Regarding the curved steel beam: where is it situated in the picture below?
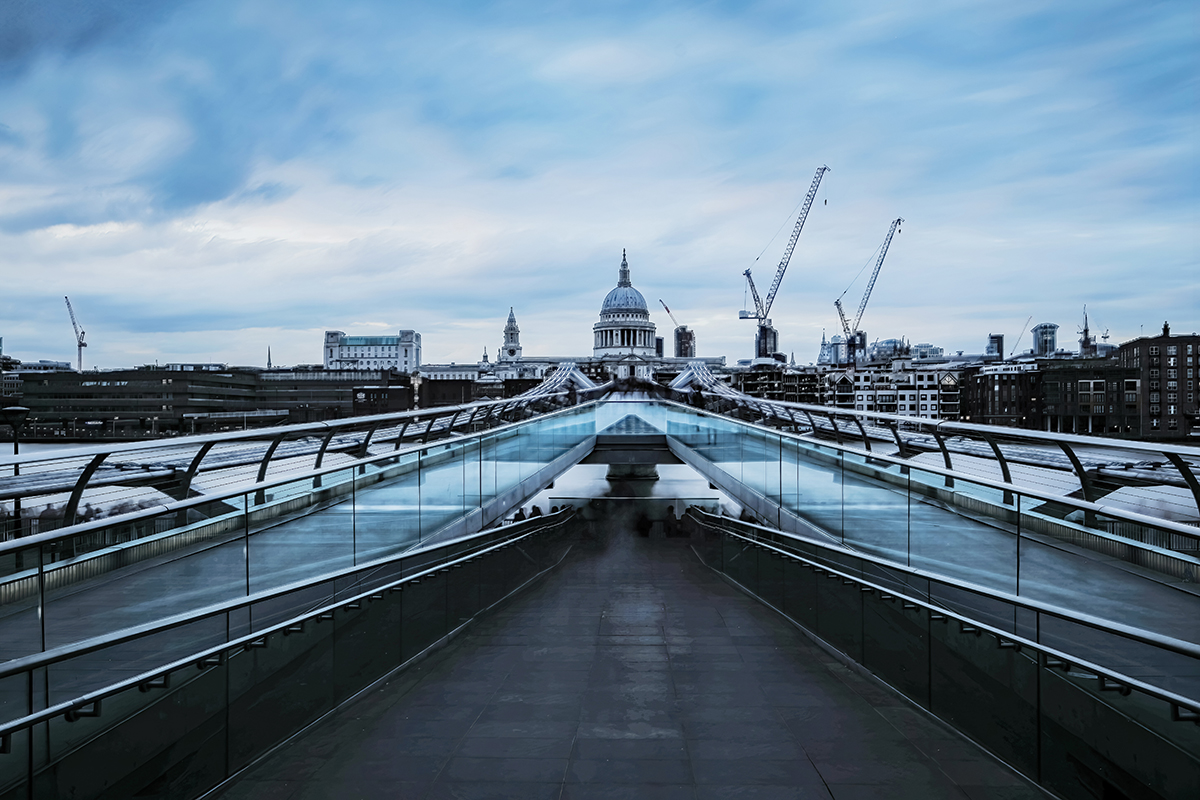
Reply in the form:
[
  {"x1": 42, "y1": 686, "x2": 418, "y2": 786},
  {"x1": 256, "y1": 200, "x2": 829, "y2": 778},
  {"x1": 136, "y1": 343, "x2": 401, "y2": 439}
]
[
  {"x1": 420, "y1": 415, "x2": 439, "y2": 444},
  {"x1": 931, "y1": 429, "x2": 955, "y2": 488},
  {"x1": 1056, "y1": 441, "x2": 1097, "y2": 505},
  {"x1": 353, "y1": 421, "x2": 384, "y2": 474},
  {"x1": 1056, "y1": 440, "x2": 1100, "y2": 529},
  {"x1": 849, "y1": 415, "x2": 871, "y2": 452},
  {"x1": 63, "y1": 453, "x2": 112, "y2": 527},
  {"x1": 824, "y1": 412, "x2": 843, "y2": 445},
  {"x1": 179, "y1": 441, "x2": 217, "y2": 500},
  {"x1": 392, "y1": 420, "x2": 412, "y2": 451},
  {"x1": 884, "y1": 420, "x2": 910, "y2": 475},
  {"x1": 175, "y1": 441, "x2": 217, "y2": 524},
  {"x1": 1163, "y1": 453, "x2": 1200, "y2": 519},
  {"x1": 253, "y1": 433, "x2": 288, "y2": 505},
  {"x1": 979, "y1": 433, "x2": 1015, "y2": 505},
  {"x1": 311, "y1": 428, "x2": 339, "y2": 488},
  {"x1": 356, "y1": 422, "x2": 383, "y2": 460},
  {"x1": 885, "y1": 420, "x2": 906, "y2": 458}
]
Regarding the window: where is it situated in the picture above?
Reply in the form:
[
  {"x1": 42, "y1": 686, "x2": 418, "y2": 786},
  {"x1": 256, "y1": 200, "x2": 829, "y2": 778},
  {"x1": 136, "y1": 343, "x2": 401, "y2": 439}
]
[
  {"x1": 1167, "y1": 393, "x2": 1177, "y2": 403},
  {"x1": 1149, "y1": 346, "x2": 1160, "y2": 356},
  {"x1": 1167, "y1": 346, "x2": 1177, "y2": 356},
  {"x1": 920, "y1": 404, "x2": 928, "y2": 411}
]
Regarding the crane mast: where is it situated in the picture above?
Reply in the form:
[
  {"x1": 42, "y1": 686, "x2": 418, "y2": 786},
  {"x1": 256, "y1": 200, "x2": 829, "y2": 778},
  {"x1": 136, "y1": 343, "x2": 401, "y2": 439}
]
[
  {"x1": 64, "y1": 296, "x2": 87, "y2": 372},
  {"x1": 834, "y1": 298, "x2": 852, "y2": 341}
]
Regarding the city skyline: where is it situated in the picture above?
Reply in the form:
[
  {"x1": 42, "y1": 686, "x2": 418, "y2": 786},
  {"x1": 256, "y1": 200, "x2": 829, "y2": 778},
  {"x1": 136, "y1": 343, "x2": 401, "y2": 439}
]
[{"x1": 1, "y1": 1, "x2": 1196, "y2": 369}]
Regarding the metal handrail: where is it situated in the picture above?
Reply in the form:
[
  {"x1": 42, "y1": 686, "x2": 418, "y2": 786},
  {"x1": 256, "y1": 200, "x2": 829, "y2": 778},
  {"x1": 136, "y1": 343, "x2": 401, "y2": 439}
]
[
  {"x1": 655, "y1": 399, "x2": 1200, "y2": 542},
  {"x1": 0, "y1": 508, "x2": 573, "y2": 682},
  {"x1": 670, "y1": 372, "x2": 1199, "y2": 459},
  {"x1": 696, "y1": 509, "x2": 1200, "y2": 659},
  {"x1": 0, "y1": 399, "x2": 600, "y2": 557},
  {"x1": 0, "y1": 394, "x2": 561, "y2": 469},
  {"x1": 696, "y1": 510, "x2": 1200, "y2": 714},
  {"x1": 0, "y1": 510, "x2": 575, "y2": 744}
]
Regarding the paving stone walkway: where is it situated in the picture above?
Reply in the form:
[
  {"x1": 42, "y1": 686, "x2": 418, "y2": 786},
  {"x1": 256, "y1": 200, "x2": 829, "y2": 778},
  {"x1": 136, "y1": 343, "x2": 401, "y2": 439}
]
[{"x1": 214, "y1": 527, "x2": 1050, "y2": 799}]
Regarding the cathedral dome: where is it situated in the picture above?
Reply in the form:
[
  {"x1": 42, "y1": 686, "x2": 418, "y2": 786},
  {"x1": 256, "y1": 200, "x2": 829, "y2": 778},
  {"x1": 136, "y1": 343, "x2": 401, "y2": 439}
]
[
  {"x1": 601, "y1": 285, "x2": 648, "y2": 314},
  {"x1": 599, "y1": 250, "x2": 648, "y2": 315}
]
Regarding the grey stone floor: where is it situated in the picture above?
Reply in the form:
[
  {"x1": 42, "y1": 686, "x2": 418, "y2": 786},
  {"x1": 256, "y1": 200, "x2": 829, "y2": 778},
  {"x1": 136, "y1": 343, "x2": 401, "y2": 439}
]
[{"x1": 213, "y1": 528, "x2": 1050, "y2": 800}]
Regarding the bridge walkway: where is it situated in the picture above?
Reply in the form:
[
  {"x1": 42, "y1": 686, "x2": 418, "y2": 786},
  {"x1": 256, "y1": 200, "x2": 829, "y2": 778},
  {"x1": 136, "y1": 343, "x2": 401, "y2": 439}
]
[{"x1": 214, "y1": 526, "x2": 1049, "y2": 800}]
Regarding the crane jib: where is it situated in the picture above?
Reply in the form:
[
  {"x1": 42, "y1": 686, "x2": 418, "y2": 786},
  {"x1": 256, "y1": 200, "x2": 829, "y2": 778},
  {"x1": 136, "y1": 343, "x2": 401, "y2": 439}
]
[
  {"x1": 760, "y1": 165, "x2": 829, "y2": 320},
  {"x1": 852, "y1": 217, "x2": 903, "y2": 332}
]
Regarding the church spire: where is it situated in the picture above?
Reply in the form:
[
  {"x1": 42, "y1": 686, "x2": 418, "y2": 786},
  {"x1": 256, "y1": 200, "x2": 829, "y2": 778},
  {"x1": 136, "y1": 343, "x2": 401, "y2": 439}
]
[
  {"x1": 500, "y1": 307, "x2": 522, "y2": 361},
  {"x1": 618, "y1": 249, "x2": 631, "y2": 287}
]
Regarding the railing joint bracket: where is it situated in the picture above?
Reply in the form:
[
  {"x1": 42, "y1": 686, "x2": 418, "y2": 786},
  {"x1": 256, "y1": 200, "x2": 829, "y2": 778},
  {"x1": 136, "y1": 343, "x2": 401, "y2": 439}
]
[
  {"x1": 138, "y1": 674, "x2": 170, "y2": 692},
  {"x1": 64, "y1": 700, "x2": 102, "y2": 723},
  {"x1": 197, "y1": 652, "x2": 225, "y2": 670},
  {"x1": 1171, "y1": 704, "x2": 1200, "y2": 724}
]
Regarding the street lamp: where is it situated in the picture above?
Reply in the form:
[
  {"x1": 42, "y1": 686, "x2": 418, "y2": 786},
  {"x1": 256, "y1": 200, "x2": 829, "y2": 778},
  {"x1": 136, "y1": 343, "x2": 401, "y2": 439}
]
[{"x1": 1, "y1": 406, "x2": 30, "y2": 539}]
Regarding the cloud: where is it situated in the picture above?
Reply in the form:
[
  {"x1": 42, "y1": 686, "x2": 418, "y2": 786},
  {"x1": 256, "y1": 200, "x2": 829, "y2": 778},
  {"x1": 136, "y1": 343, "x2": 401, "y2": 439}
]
[{"x1": 0, "y1": 0, "x2": 1195, "y2": 370}]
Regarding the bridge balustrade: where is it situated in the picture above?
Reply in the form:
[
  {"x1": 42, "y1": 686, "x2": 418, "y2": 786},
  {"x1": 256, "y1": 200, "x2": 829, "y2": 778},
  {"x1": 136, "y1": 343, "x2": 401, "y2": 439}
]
[
  {"x1": 0, "y1": 394, "x2": 1197, "y2": 799},
  {"x1": 0, "y1": 402, "x2": 598, "y2": 667},
  {"x1": 0, "y1": 512, "x2": 575, "y2": 800},
  {"x1": 688, "y1": 510, "x2": 1200, "y2": 800}
]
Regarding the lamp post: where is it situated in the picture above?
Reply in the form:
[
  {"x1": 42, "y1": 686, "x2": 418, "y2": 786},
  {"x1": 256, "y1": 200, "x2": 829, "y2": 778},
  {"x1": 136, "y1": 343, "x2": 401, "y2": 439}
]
[{"x1": 1, "y1": 406, "x2": 30, "y2": 539}]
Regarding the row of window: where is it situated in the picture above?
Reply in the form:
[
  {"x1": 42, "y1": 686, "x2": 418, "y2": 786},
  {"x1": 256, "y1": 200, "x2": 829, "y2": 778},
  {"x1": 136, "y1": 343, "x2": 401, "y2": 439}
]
[{"x1": 1149, "y1": 345, "x2": 1195, "y2": 356}]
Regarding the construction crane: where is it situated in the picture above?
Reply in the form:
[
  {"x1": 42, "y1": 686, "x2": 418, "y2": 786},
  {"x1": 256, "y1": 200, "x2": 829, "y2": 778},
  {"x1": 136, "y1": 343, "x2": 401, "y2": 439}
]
[
  {"x1": 834, "y1": 217, "x2": 903, "y2": 365},
  {"x1": 65, "y1": 296, "x2": 87, "y2": 372},
  {"x1": 659, "y1": 299, "x2": 696, "y2": 358},
  {"x1": 741, "y1": 165, "x2": 830, "y2": 359},
  {"x1": 659, "y1": 299, "x2": 681, "y2": 329},
  {"x1": 1010, "y1": 315, "x2": 1034, "y2": 355}
]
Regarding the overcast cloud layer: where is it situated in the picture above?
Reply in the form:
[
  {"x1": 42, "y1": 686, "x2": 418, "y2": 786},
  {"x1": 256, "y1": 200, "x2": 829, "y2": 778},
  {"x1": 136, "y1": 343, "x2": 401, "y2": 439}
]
[{"x1": 1, "y1": 0, "x2": 1196, "y2": 369}]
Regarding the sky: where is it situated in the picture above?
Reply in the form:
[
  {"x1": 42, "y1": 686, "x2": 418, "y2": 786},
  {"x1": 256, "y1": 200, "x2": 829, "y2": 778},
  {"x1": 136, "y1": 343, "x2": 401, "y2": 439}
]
[{"x1": 0, "y1": 0, "x2": 1196, "y2": 370}]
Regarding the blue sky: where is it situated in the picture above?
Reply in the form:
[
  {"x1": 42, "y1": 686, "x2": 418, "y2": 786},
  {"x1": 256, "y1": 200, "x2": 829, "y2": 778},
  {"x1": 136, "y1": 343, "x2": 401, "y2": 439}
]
[{"x1": 1, "y1": 0, "x2": 1196, "y2": 369}]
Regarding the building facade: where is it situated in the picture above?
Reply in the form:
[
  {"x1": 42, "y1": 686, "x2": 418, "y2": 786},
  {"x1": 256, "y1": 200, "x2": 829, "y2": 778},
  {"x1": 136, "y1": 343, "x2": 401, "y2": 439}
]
[
  {"x1": 1117, "y1": 322, "x2": 1199, "y2": 439},
  {"x1": 324, "y1": 330, "x2": 421, "y2": 372}
]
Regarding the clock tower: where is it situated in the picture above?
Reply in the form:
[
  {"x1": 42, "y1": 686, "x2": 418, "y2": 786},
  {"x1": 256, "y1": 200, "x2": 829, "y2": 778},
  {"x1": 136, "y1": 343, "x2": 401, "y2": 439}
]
[{"x1": 499, "y1": 307, "x2": 523, "y2": 361}]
